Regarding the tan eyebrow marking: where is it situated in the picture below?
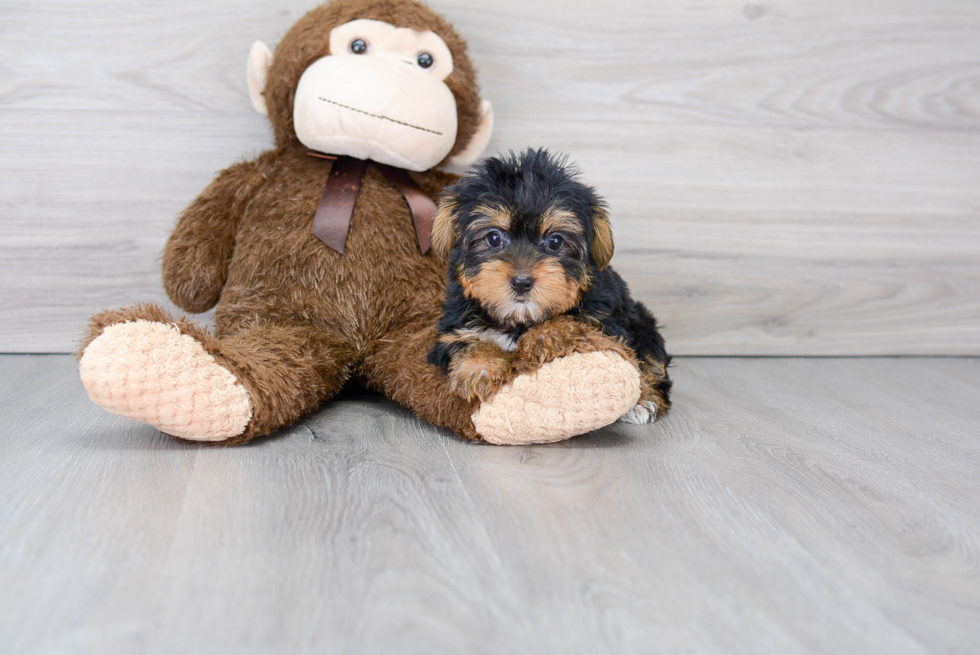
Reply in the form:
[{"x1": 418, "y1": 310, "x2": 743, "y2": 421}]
[
  {"x1": 469, "y1": 204, "x2": 512, "y2": 232},
  {"x1": 540, "y1": 206, "x2": 582, "y2": 236}
]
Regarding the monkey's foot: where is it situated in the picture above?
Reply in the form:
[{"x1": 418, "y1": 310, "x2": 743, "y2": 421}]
[
  {"x1": 79, "y1": 320, "x2": 253, "y2": 441},
  {"x1": 471, "y1": 351, "x2": 641, "y2": 445}
]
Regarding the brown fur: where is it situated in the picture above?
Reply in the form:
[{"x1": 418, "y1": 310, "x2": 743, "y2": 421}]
[
  {"x1": 511, "y1": 315, "x2": 637, "y2": 377},
  {"x1": 263, "y1": 0, "x2": 482, "y2": 162},
  {"x1": 590, "y1": 205, "x2": 614, "y2": 270},
  {"x1": 459, "y1": 260, "x2": 514, "y2": 321},
  {"x1": 638, "y1": 355, "x2": 670, "y2": 417},
  {"x1": 540, "y1": 207, "x2": 582, "y2": 237},
  {"x1": 457, "y1": 247, "x2": 586, "y2": 328},
  {"x1": 470, "y1": 204, "x2": 512, "y2": 231},
  {"x1": 430, "y1": 194, "x2": 459, "y2": 259},
  {"x1": 81, "y1": 0, "x2": 489, "y2": 443},
  {"x1": 447, "y1": 340, "x2": 513, "y2": 401},
  {"x1": 526, "y1": 259, "x2": 586, "y2": 317},
  {"x1": 440, "y1": 315, "x2": 638, "y2": 403}
]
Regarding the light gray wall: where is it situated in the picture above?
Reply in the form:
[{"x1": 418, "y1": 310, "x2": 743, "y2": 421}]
[{"x1": 2, "y1": 0, "x2": 978, "y2": 354}]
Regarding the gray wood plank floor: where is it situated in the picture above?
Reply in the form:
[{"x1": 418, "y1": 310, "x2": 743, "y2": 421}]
[{"x1": 1, "y1": 355, "x2": 978, "y2": 654}]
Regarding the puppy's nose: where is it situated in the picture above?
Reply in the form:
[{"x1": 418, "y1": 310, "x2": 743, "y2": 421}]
[{"x1": 510, "y1": 275, "x2": 534, "y2": 294}]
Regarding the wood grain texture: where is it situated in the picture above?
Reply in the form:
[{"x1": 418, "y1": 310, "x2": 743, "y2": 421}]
[
  {"x1": 1, "y1": 355, "x2": 978, "y2": 653},
  {"x1": 1, "y1": 0, "x2": 979, "y2": 354}
]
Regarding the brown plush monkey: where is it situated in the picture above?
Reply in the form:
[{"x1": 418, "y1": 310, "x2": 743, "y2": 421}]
[{"x1": 78, "y1": 0, "x2": 643, "y2": 445}]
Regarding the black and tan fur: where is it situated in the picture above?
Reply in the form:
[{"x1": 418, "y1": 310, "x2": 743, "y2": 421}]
[{"x1": 427, "y1": 149, "x2": 672, "y2": 422}]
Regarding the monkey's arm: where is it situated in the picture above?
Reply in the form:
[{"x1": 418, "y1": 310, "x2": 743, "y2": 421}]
[{"x1": 162, "y1": 152, "x2": 277, "y2": 313}]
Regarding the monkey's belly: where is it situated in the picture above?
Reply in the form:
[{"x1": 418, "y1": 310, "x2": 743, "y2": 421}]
[
  {"x1": 214, "y1": 221, "x2": 444, "y2": 342},
  {"x1": 213, "y1": 156, "x2": 447, "y2": 341}
]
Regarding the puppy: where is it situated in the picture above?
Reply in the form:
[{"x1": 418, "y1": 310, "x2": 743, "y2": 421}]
[{"x1": 426, "y1": 149, "x2": 671, "y2": 424}]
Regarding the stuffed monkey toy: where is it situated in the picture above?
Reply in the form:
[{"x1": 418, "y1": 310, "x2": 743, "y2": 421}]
[{"x1": 78, "y1": 0, "x2": 643, "y2": 446}]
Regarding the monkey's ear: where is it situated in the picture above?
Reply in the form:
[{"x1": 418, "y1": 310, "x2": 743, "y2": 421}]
[
  {"x1": 247, "y1": 41, "x2": 273, "y2": 116},
  {"x1": 446, "y1": 100, "x2": 494, "y2": 168},
  {"x1": 590, "y1": 206, "x2": 614, "y2": 270},
  {"x1": 431, "y1": 194, "x2": 462, "y2": 259}
]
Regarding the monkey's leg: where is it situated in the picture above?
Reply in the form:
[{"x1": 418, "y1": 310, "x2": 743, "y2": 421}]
[
  {"x1": 362, "y1": 318, "x2": 483, "y2": 440},
  {"x1": 366, "y1": 315, "x2": 643, "y2": 445},
  {"x1": 78, "y1": 304, "x2": 355, "y2": 444}
]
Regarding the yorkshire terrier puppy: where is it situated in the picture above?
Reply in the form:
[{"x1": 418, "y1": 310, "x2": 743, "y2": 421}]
[{"x1": 427, "y1": 149, "x2": 671, "y2": 424}]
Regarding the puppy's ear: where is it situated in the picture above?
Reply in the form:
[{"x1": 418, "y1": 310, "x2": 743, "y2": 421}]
[
  {"x1": 432, "y1": 193, "x2": 461, "y2": 259},
  {"x1": 590, "y1": 205, "x2": 614, "y2": 270}
]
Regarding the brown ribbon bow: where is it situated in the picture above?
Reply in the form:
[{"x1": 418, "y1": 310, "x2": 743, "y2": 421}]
[{"x1": 309, "y1": 153, "x2": 436, "y2": 254}]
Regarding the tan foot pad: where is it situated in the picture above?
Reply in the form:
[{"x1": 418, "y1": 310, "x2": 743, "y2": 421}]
[
  {"x1": 472, "y1": 351, "x2": 641, "y2": 445},
  {"x1": 79, "y1": 320, "x2": 253, "y2": 441}
]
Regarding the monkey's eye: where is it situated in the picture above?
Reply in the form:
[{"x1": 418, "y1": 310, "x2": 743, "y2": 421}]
[
  {"x1": 545, "y1": 234, "x2": 565, "y2": 252},
  {"x1": 417, "y1": 52, "x2": 434, "y2": 69},
  {"x1": 350, "y1": 39, "x2": 368, "y2": 54},
  {"x1": 485, "y1": 231, "x2": 504, "y2": 249}
]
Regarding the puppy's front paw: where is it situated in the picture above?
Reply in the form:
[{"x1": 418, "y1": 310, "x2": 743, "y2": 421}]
[
  {"x1": 515, "y1": 315, "x2": 594, "y2": 364},
  {"x1": 448, "y1": 348, "x2": 512, "y2": 402}
]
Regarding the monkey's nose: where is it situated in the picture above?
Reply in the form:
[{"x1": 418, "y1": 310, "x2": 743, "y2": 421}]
[{"x1": 510, "y1": 275, "x2": 534, "y2": 295}]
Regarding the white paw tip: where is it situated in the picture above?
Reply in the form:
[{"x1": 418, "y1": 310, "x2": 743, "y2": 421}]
[{"x1": 618, "y1": 400, "x2": 659, "y2": 425}]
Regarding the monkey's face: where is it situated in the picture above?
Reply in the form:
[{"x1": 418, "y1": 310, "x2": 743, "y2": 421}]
[
  {"x1": 452, "y1": 204, "x2": 593, "y2": 327},
  {"x1": 247, "y1": 1, "x2": 493, "y2": 169},
  {"x1": 291, "y1": 20, "x2": 458, "y2": 172}
]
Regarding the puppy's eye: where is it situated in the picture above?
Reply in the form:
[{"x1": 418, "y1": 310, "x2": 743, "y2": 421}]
[
  {"x1": 350, "y1": 39, "x2": 368, "y2": 54},
  {"x1": 417, "y1": 52, "x2": 434, "y2": 69},
  {"x1": 545, "y1": 234, "x2": 564, "y2": 252},
  {"x1": 486, "y1": 231, "x2": 504, "y2": 248}
]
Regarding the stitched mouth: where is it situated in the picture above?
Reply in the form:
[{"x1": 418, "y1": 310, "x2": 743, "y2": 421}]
[{"x1": 317, "y1": 97, "x2": 443, "y2": 136}]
